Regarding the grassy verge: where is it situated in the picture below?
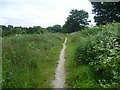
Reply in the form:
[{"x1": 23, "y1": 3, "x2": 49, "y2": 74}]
[
  {"x1": 65, "y1": 35, "x2": 99, "y2": 88},
  {"x1": 2, "y1": 33, "x2": 64, "y2": 88}
]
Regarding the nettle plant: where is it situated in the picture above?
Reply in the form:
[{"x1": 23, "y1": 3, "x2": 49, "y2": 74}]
[
  {"x1": 75, "y1": 23, "x2": 120, "y2": 88},
  {"x1": 90, "y1": 23, "x2": 120, "y2": 87}
]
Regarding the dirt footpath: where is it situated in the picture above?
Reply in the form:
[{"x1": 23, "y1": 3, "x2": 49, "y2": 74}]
[{"x1": 52, "y1": 37, "x2": 67, "y2": 88}]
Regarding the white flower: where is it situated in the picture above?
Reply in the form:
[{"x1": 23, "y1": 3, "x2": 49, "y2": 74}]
[
  {"x1": 100, "y1": 41, "x2": 103, "y2": 43},
  {"x1": 108, "y1": 57, "x2": 112, "y2": 60}
]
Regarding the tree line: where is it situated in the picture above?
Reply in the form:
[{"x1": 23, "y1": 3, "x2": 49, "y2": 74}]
[
  {"x1": 1, "y1": 25, "x2": 47, "y2": 37},
  {"x1": 1, "y1": 2, "x2": 120, "y2": 36}
]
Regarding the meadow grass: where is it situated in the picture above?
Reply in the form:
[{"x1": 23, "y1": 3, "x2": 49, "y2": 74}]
[{"x1": 2, "y1": 33, "x2": 64, "y2": 88}]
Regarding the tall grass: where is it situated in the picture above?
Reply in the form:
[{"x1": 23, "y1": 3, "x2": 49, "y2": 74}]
[
  {"x1": 66, "y1": 23, "x2": 120, "y2": 88},
  {"x1": 65, "y1": 35, "x2": 99, "y2": 88},
  {"x1": 2, "y1": 33, "x2": 64, "y2": 88}
]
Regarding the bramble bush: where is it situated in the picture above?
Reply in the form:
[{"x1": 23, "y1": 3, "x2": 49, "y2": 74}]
[{"x1": 74, "y1": 23, "x2": 120, "y2": 88}]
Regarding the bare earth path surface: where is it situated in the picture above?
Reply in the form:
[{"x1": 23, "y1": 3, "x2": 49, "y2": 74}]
[{"x1": 52, "y1": 37, "x2": 67, "y2": 88}]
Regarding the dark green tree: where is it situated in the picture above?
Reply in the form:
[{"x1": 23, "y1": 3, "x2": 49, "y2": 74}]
[
  {"x1": 63, "y1": 9, "x2": 89, "y2": 33},
  {"x1": 91, "y1": 2, "x2": 120, "y2": 26},
  {"x1": 46, "y1": 25, "x2": 62, "y2": 33},
  {"x1": 8, "y1": 25, "x2": 13, "y2": 30}
]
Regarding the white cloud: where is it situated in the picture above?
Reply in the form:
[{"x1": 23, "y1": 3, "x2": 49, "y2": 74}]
[{"x1": 0, "y1": 0, "x2": 95, "y2": 27}]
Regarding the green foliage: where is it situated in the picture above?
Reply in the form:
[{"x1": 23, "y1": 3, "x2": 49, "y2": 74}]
[
  {"x1": 63, "y1": 9, "x2": 89, "y2": 33},
  {"x1": 2, "y1": 33, "x2": 64, "y2": 88},
  {"x1": 1, "y1": 25, "x2": 47, "y2": 37},
  {"x1": 66, "y1": 22, "x2": 120, "y2": 88},
  {"x1": 67, "y1": 65, "x2": 99, "y2": 88},
  {"x1": 65, "y1": 36, "x2": 99, "y2": 88},
  {"x1": 91, "y1": 2, "x2": 120, "y2": 25},
  {"x1": 46, "y1": 25, "x2": 62, "y2": 33}
]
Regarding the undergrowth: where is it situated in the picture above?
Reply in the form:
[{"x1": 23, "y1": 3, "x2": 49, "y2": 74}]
[{"x1": 66, "y1": 22, "x2": 120, "y2": 88}]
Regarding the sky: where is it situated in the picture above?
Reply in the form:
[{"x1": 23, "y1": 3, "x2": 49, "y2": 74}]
[{"x1": 0, "y1": 0, "x2": 95, "y2": 28}]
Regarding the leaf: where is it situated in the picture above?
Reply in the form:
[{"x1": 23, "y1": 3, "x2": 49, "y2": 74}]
[{"x1": 110, "y1": 49, "x2": 116, "y2": 56}]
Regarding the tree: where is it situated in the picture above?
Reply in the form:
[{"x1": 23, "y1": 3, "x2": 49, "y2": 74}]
[
  {"x1": 11, "y1": 27, "x2": 22, "y2": 34},
  {"x1": 91, "y1": 2, "x2": 120, "y2": 26},
  {"x1": 8, "y1": 25, "x2": 13, "y2": 30},
  {"x1": 63, "y1": 9, "x2": 89, "y2": 33},
  {"x1": 46, "y1": 25, "x2": 62, "y2": 33},
  {"x1": 32, "y1": 26, "x2": 44, "y2": 34}
]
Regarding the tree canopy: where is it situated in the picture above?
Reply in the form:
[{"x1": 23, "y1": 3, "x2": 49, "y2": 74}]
[
  {"x1": 46, "y1": 25, "x2": 62, "y2": 33},
  {"x1": 91, "y1": 2, "x2": 120, "y2": 26},
  {"x1": 63, "y1": 9, "x2": 89, "y2": 33}
]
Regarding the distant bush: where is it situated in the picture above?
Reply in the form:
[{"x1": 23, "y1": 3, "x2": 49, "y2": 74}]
[
  {"x1": 46, "y1": 25, "x2": 62, "y2": 33},
  {"x1": 1, "y1": 25, "x2": 47, "y2": 37}
]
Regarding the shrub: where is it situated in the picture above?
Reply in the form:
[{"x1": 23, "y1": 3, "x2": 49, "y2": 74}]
[{"x1": 72, "y1": 22, "x2": 120, "y2": 88}]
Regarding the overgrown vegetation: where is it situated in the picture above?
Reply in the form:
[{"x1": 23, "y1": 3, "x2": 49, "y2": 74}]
[
  {"x1": 2, "y1": 33, "x2": 64, "y2": 88},
  {"x1": 66, "y1": 22, "x2": 120, "y2": 88},
  {"x1": 1, "y1": 3, "x2": 120, "y2": 88}
]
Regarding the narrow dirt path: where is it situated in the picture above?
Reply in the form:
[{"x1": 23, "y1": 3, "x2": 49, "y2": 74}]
[{"x1": 52, "y1": 37, "x2": 67, "y2": 88}]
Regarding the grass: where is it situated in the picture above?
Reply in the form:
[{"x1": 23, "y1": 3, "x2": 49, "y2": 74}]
[
  {"x1": 65, "y1": 35, "x2": 99, "y2": 88},
  {"x1": 2, "y1": 33, "x2": 64, "y2": 88}
]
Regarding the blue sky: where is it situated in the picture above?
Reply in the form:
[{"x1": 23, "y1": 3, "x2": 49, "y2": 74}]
[{"x1": 0, "y1": 0, "x2": 95, "y2": 27}]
